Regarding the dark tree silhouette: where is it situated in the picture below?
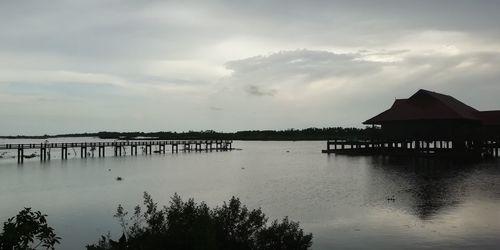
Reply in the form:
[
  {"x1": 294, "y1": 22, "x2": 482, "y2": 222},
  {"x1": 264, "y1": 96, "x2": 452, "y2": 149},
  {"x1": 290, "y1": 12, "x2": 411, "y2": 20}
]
[
  {"x1": 87, "y1": 193, "x2": 313, "y2": 250},
  {"x1": 0, "y1": 208, "x2": 60, "y2": 250},
  {"x1": 2, "y1": 127, "x2": 378, "y2": 141}
]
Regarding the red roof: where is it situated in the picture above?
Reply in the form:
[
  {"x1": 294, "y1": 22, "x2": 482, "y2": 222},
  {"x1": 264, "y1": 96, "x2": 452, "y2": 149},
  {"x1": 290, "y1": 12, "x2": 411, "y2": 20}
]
[{"x1": 364, "y1": 89, "x2": 498, "y2": 125}]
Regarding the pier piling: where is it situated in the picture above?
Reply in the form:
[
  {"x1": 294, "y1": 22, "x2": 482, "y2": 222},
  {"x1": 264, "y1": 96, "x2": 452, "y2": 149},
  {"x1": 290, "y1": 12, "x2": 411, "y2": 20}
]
[
  {"x1": 17, "y1": 145, "x2": 24, "y2": 164},
  {"x1": 1, "y1": 140, "x2": 233, "y2": 163}
]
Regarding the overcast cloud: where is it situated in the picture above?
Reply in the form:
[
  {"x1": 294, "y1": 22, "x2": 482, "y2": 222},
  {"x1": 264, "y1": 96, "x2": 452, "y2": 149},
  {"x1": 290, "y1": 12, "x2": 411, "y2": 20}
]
[{"x1": 1, "y1": 0, "x2": 500, "y2": 134}]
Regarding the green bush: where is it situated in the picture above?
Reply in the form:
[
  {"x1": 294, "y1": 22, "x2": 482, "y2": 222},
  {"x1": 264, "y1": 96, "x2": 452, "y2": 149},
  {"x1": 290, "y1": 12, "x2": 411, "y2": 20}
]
[{"x1": 87, "y1": 193, "x2": 313, "y2": 250}]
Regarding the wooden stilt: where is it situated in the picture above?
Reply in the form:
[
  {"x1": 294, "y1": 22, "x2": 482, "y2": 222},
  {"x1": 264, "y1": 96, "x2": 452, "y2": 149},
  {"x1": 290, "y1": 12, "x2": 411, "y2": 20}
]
[{"x1": 17, "y1": 145, "x2": 24, "y2": 163}]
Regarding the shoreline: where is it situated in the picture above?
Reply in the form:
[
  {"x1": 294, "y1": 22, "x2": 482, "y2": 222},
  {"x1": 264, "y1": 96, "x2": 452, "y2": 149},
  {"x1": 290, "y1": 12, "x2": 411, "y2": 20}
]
[{"x1": 0, "y1": 127, "x2": 373, "y2": 141}]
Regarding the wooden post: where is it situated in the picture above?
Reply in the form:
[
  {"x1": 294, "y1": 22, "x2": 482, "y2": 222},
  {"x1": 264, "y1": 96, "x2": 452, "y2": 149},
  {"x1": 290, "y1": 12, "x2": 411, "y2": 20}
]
[
  {"x1": 494, "y1": 141, "x2": 499, "y2": 157},
  {"x1": 61, "y1": 147, "x2": 66, "y2": 160},
  {"x1": 81, "y1": 147, "x2": 86, "y2": 158},
  {"x1": 17, "y1": 145, "x2": 24, "y2": 164},
  {"x1": 40, "y1": 147, "x2": 46, "y2": 162}
]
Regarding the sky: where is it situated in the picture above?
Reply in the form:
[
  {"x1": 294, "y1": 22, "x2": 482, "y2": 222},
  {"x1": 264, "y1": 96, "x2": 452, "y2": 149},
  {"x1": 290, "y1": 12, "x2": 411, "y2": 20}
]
[{"x1": 1, "y1": 0, "x2": 500, "y2": 135}]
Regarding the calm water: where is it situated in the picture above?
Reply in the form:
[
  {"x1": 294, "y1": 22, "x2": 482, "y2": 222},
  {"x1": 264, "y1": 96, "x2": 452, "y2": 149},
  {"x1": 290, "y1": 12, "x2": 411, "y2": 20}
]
[{"x1": 0, "y1": 139, "x2": 499, "y2": 249}]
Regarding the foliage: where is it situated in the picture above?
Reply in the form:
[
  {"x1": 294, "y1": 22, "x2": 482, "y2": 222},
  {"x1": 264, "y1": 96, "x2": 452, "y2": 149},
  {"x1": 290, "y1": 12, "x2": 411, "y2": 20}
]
[
  {"x1": 0, "y1": 208, "x2": 60, "y2": 250},
  {"x1": 4, "y1": 127, "x2": 380, "y2": 141},
  {"x1": 96, "y1": 127, "x2": 377, "y2": 141},
  {"x1": 256, "y1": 217, "x2": 312, "y2": 250},
  {"x1": 87, "y1": 193, "x2": 312, "y2": 250}
]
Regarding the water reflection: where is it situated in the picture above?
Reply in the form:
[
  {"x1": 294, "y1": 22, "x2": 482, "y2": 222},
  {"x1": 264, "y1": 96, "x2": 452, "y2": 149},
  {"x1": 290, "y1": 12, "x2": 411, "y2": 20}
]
[
  {"x1": 369, "y1": 156, "x2": 498, "y2": 220},
  {"x1": 1, "y1": 140, "x2": 499, "y2": 249}
]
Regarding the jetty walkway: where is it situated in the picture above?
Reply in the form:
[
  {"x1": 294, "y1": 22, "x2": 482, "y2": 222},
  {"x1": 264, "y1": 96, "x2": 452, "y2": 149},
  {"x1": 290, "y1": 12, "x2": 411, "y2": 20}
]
[
  {"x1": 322, "y1": 139, "x2": 500, "y2": 159},
  {"x1": 0, "y1": 140, "x2": 233, "y2": 163}
]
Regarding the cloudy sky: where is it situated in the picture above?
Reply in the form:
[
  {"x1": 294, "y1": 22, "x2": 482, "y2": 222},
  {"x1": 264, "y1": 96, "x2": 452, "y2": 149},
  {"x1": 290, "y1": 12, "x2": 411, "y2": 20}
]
[{"x1": 1, "y1": 0, "x2": 500, "y2": 134}]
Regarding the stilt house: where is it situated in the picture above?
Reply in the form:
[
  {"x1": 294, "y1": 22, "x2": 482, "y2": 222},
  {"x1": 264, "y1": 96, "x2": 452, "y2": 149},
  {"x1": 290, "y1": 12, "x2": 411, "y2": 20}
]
[{"x1": 363, "y1": 89, "x2": 500, "y2": 142}]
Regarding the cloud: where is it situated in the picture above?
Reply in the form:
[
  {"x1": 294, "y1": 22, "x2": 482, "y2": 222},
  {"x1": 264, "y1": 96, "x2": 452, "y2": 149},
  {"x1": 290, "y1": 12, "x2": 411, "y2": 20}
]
[
  {"x1": 210, "y1": 48, "x2": 500, "y2": 129},
  {"x1": 224, "y1": 50, "x2": 383, "y2": 99},
  {"x1": 209, "y1": 106, "x2": 223, "y2": 111},
  {"x1": 245, "y1": 85, "x2": 277, "y2": 97},
  {"x1": 1, "y1": 1, "x2": 500, "y2": 133}
]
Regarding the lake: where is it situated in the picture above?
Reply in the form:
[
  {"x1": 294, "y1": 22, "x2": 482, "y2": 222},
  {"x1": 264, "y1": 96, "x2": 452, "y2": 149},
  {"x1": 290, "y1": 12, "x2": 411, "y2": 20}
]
[{"x1": 0, "y1": 139, "x2": 499, "y2": 249}]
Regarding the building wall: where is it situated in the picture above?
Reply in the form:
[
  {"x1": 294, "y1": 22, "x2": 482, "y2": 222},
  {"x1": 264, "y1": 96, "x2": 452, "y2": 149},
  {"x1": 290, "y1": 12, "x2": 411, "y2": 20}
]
[
  {"x1": 480, "y1": 126, "x2": 500, "y2": 139},
  {"x1": 379, "y1": 120, "x2": 480, "y2": 141}
]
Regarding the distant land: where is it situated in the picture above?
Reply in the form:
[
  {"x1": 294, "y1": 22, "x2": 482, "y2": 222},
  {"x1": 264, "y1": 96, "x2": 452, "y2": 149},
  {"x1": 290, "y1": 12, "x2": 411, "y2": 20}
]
[{"x1": 0, "y1": 127, "x2": 378, "y2": 141}]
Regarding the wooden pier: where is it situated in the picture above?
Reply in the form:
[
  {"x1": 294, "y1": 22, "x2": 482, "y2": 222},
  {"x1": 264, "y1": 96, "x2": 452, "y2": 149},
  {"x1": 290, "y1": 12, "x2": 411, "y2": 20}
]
[
  {"x1": 0, "y1": 140, "x2": 233, "y2": 163},
  {"x1": 322, "y1": 139, "x2": 500, "y2": 159}
]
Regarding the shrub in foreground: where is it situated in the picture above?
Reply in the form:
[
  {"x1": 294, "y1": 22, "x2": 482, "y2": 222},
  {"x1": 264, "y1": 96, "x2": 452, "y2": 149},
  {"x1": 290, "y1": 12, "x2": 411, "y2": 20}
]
[
  {"x1": 87, "y1": 193, "x2": 312, "y2": 250},
  {"x1": 0, "y1": 208, "x2": 60, "y2": 250}
]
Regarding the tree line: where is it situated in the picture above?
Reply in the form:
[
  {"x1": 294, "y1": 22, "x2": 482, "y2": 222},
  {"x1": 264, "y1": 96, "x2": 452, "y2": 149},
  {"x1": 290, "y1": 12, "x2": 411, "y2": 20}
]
[
  {"x1": 1, "y1": 127, "x2": 380, "y2": 141},
  {"x1": 97, "y1": 127, "x2": 379, "y2": 141}
]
